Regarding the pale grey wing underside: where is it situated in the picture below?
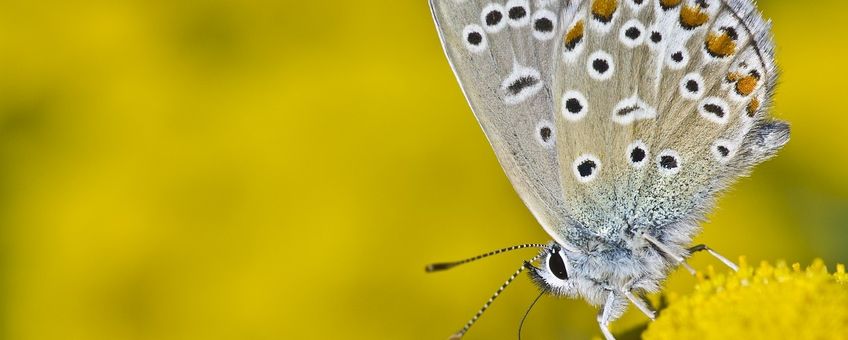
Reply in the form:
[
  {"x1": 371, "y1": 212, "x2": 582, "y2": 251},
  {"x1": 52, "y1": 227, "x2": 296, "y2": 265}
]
[
  {"x1": 548, "y1": 0, "x2": 788, "y2": 245},
  {"x1": 430, "y1": 0, "x2": 572, "y2": 243},
  {"x1": 431, "y1": 0, "x2": 789, "y2": 253}
]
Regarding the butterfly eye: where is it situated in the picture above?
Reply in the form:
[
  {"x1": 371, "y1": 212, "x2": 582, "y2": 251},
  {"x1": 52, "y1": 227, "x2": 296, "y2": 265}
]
[
  {"x1": 627, "y1": 141, "x2": 649, "y2": 168},
  {"x1": 461, "y1": 25, "x2": 488, "y2": 53},
  {"x1": 587, "y1": 50, "x2": 615, "y2": 81},
  {"x1": 679, "y1": 73, "x2": 705, "y2": 100},
  {"x1": 573, "y1": 154, "x2": 601, "y2": 183},
  {"x1": 481, "y1": 3, "x2": 507, "y2": 33},
  {"x1": 561, "y1": 90, "x2": 588, "y2": 121},
  {"x1": 548, "y1": 251, "x2": 569, "y2": 280},
  {"x1": 657, "y1": 150, "x2": 681, "y2": 176},
  {"x1": 711, "y1": 139, "x2": 735, "y2": 163},
  {"x1": 698, "y1": 97, "x2": 730, "y2": 125}
]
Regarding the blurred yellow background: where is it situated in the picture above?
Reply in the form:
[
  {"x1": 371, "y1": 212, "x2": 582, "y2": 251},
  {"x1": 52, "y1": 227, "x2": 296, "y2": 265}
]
[{"x1": 0, "y1": 0, "x2": 844, "y2": 339}]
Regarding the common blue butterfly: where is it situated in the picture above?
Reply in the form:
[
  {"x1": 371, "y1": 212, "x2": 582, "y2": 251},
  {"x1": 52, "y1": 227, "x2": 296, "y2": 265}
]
[{"x1": 426, "y1": 0, "x2": 789, "y2": 339}]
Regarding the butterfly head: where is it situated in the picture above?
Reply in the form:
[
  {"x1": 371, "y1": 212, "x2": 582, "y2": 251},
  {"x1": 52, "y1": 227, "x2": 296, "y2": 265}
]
[{"x1": 525, "y1": 243, "x2": 580, "y2": 297}]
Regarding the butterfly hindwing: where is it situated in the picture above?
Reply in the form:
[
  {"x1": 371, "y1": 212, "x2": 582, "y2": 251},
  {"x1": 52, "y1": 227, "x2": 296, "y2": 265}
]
[
  {"x1": 550, "y1": 0, "x2": 788, "y2": 244},
  {"x1": 430, "y1": 0, "x2": 573, "y2": 239},
  {"x1": 432, "y1": 0, "x2": 788, "y2": 250}
]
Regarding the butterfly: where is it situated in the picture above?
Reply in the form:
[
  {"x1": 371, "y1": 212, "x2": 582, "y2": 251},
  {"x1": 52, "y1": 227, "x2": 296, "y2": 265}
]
[{"x1": 425, "y1": 0, "x2": 789, "y2": 339}]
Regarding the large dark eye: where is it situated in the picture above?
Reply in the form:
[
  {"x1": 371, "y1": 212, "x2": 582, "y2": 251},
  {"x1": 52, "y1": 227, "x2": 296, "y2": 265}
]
[{"x1": 548, "y1": 251, "x2": 569, "y2": 280}]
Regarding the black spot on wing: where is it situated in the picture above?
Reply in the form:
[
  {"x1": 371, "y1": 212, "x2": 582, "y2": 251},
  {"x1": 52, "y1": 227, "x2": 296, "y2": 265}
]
[
  {"x1": 685, "y1": 80, "x2": 699, "y2": 93},
  {"x1": 704, "y1": 104, "x2": 725, "y2": 118},
  {"x1": 467, "y1": 32, "x2": 483, "y2": 45},
  {"x1": 507, "y1": 76, "x2": 540, "y2": 95},
  {"x1": 534, "y1": 18, "x2": 554, "y2": 32},
  {"x1": 592, "y1": 59, "x2": 610, "y2": 73},
  {"x1": 625, "y1": 27, "x2": 641, "y2": 39},
  {"x1": 650, "y1": 31, "x2": 662, "y2": 43},
  {"x1": 630, "y1": 147, "x2": 646, "y2": 163},
  {"x1": 565, "y1": 98, "x2": 583, "y2": 114},
  {"x1": 722, "y1": 26, "x2": 739, "y2": 40},
  {"x1": 540, "y1": 126, "x2": 552, "y2": 142},
  {"x1": 508, "y1": 6, "x2": 527, "y2": 20},
  {"x1": 485, "y1": 10, "x2": 503, "y2": 27},
  {"x1": 577, "y1": 160, "x2": 597, "y2": 177},
  {"x1": 616, "y1": 105, "x2": 640, "y2": 116},
  {"x1": 660, "y1": 155, "x2": 678, "y2": 169}
]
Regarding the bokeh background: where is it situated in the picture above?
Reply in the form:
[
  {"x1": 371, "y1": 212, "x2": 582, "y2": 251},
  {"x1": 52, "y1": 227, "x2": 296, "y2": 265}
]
[{"x1": 0, "y1": 0, "x2": 844, "y2": 339}]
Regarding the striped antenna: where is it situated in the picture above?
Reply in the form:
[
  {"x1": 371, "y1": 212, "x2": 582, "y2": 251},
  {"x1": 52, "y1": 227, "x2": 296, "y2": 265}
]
[
  {"x1": 425, "y1": 243, "x2": 549, "y2": 273},
  {"x1": 447, "y1": 252, "x2": 545, "y2": 340}
]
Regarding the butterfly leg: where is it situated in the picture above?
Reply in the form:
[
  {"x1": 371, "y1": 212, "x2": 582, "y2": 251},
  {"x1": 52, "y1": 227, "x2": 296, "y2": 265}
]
[
  {"x1": 687, "y1": 244, "x2": 739, "y2": 271},
  {"x1": 597, "y1": 291, "x2": 617, "y2": 340},
  {"x1": 643, "y1": 234, "x2": 697, "y2": 276},
  {"x1": 620, "y1": 279, "x2": 656, "y2": 320}
]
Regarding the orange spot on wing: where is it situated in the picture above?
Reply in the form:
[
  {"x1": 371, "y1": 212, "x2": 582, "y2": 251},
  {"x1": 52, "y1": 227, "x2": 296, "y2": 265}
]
[
  {"x1": 564, "y1": 20, "x2": 585, "y2": 50},
  {"x1": 726, "y1": 72, "x2": 743, "y2": 83},
  {"x1": 591, "y1": 0, "x2": 618, "y2": 23},
  {"x1": 660, "y1": 0, "x2": 682, "y2": 10},
  {"x1": 706, "y1": 32, "x2": 737, "y2": 58},
  {"x1": 747, "y1": 98, "x2": 760, "y2": 117},
  {"x1": 680, "y1": 5, "x2": 709, "y2": 29},
  {"x1": 736, "y1": 75, "x2": 758, "y2": 96}
]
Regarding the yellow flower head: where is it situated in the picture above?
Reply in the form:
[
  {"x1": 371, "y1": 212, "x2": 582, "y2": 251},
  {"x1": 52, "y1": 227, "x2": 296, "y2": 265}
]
[{"x1": 644, "y1": 258, "x2": 848, "y2": 340}]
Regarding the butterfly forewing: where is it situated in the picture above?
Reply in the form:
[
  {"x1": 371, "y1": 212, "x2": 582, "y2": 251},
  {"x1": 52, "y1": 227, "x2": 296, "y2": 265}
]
[{"x1": 430, "y1": 0, "x2": 572, "y2": 240}]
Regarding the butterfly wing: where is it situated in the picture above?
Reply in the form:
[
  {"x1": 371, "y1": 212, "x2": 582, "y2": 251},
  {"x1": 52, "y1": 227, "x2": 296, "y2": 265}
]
[
  {"x1": 549, "y1": 0, "x2": 788, "y2": 245},
  {"x1": 430, "y1": 0, "x2": 574, "y2": 241}
]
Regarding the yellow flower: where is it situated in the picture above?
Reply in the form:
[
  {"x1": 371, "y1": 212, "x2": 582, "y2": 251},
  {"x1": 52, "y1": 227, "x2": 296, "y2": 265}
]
[{"x1": 644, "y1": 258, "x2": 848, "y2": 340}]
